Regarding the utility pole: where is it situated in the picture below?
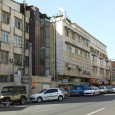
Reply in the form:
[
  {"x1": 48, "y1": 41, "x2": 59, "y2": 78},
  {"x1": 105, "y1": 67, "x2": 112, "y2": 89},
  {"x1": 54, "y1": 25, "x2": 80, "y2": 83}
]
[
  {"x1": 28, "y1": 43, "x2": 32, "y2": 97},
  {"x1": 54, "y1": 21, "x2": 57, "y2": 82},
  {"x1": 23, "y1": 0, "x2": 26, "y2": 75},
  {"x1": 109, "y1": 60, "x2": 112, "y2": 85}
]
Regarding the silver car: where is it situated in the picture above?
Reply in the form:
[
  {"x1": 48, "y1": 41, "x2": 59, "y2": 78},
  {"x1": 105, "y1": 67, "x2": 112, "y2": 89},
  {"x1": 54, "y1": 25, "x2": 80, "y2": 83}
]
[
  {"x1": 108, "y1": 86, "x2": 115, "y2": 93},
  {"x1": 84, "y1": 86, "x2": 100, "y2": 96},
  {"x1": 98, "y1": 86, "x2": 108, "y2": 94},
  {"x1": 30, "y1": 88, "x2": 64, "y2": 103}
]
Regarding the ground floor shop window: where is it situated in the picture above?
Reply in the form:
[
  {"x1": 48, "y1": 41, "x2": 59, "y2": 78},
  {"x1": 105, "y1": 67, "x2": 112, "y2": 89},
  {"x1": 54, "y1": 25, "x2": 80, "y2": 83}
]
[{"x1": 0, "y1": 75, "x2": 14, "y2": 83}]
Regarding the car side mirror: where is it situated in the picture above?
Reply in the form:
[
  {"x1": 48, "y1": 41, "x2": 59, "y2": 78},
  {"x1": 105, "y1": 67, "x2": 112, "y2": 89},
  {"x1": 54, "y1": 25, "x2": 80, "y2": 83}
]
[{"x1": 44, "y1": 92, "x2": 47, "y2": 94}]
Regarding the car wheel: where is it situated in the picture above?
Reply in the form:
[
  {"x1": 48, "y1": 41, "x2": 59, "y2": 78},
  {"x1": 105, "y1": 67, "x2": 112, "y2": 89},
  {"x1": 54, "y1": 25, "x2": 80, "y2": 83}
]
[
  {"x1": 3, "y1": 98, "x2": 11, "y2": 107},
  {"x1": 20, "y1": 97, "x2": 26, "y2": 105},
  {"x1": 58, "y1": 95, "x2": 63, "y2": 101},
  {"x1": 37, "y1": 97, "x2": 42, "y2": 103}
]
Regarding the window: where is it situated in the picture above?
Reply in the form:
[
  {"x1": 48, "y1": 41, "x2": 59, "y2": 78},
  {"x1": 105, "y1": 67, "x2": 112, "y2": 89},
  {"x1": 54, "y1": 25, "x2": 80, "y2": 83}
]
[
  {"x1": 14, "y1": 35, "x2": 21, "y2": 46},
  {"x1": 68, "y1": 31, "x2": 72, "y2": 38},
  {"x1": 0, "y1": 76, "x2": 3, "y2": 83},
  {"x1": 100, "y1": 59, "x2": 103, "y2": 65},
  {"x1": 65, "y1": 28, "x2": 69, "y2": 36},
  {"x1": 14, "y1": 53, "x2": 21, "y2": 65},
  {"x1": 15, "y1": 18, "x2": 22, "y2": 29},
  {"x1": 4, "y1": 76, "x2": 9, "y2": 83},
  {"x1": 0, "y1": 76, "x2": 9, "y2": 83},
  {"x1": 78, "y1": 49, "x2": 81, "y2": 56},
  {"x1": 86, "y1": 41, "x2": 89, "y2": 47},
  {"x1": 44, "y1": 89, "x2": 52, "y2": 94},
  {"x1": 52, "y1": 89, "x2": 58, "y2": 93},
  {"x1": 72, "y1": 47, "x2": 75, "y2": 54},
  {"x1": 84, "y1": 52, "x2": 89, "y2": 58},
  {"x1": 2, "y1": 31, "x2": 9, "y2": 43},
  {"x1": 0, "y1": 51, "x2": 8, "y2": 63},
  {"x1": 2, "y1": 12, "x2": 10, "y2": 24},
  {"x1": 65, "y1": 44, "x2": 69, "y2": 52},
  {"x1": 83, "y1": 39, "x2": 86, "y2": 45},
  {"x1": 92, "y1": 56, "x2": 97, "y2": 62},
  {"x1": 100, "y1": 69, "x2": 104, "y2": 74},
  {"x1": 25, "y1": 56, "x2": 29, "y2": 67},
  {"x1": 72, "y1": 33, "x2": 76, "y2": 40},
  {"x1": 78, "y1": 37, "x2": 81, "y2": 43},
  {"x1": 82, "y1": 51, "x2": 85, "y2": 57},
  {"x1": 26, "y1": 23, "x2": 29, "y2": 33},
  {"x1": 92, "y1": 67, "x2": 97, "y2": 73},
  {"x1": 10, "y1": 75, "x2": 14, "y2": 82}
]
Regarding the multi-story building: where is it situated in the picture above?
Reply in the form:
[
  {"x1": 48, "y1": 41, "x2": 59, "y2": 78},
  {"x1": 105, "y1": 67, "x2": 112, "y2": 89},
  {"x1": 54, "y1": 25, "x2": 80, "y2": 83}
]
[
  {"x1": 110, "y1": 60, "x2": 115, "y2": 85},
  {"x1": 26, "y1": 6, "x2": 57, "y2": 92},
  {"x1": 88, "y1": 35, "x2": 110, "y2": 86},
  {"x1": 53, "y1": 15, "x2": 110, "y2": 88},
  {"x1": 0, "y1": 0, "x2": 29, "y2": 91},
  {"x1": 54, "y1": 15, "x2": 91, "y2": 88}
]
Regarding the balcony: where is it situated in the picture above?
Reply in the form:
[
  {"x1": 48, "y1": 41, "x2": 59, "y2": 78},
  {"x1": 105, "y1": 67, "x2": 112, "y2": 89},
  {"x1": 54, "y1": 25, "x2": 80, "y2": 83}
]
[
  {"x1": 92, "y1": 61, "x2": 98, "y2": 67},
  {"x1": 0, "y1": 42, "x2": 10, "y2": 51}
]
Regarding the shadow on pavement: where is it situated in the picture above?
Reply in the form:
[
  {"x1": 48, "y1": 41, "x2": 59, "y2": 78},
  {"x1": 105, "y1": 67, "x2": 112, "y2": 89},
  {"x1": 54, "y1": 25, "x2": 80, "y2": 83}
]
[
  {"x1": 0, "y1": 94, "x2": 115, "y2": 111},
  {"x1": 27, "y1": 93, "x2": 115, "y2": 105}
]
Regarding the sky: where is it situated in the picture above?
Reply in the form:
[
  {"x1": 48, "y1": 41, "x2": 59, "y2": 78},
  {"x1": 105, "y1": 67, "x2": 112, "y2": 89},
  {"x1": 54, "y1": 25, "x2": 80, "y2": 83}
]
[{"x1": 15, "y1": 0, "x2": 115, "y2": 59}]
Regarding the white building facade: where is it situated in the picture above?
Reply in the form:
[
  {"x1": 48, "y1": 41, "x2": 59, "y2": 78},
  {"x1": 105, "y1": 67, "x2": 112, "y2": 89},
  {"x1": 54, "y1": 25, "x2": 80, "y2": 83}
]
[{"x1": 54, "y1": 15, "x2": 110, "y2": 88}]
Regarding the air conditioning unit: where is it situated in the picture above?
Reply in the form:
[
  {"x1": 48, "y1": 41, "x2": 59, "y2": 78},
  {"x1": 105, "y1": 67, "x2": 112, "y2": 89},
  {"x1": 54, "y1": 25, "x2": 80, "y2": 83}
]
[
  {"x1": 65, "y1": 62, "x2": 69, "y2": 67},
  {"x1": 17, "y1": 61, "x2": 22, "y2": 66},
  {"x1": 83, "y1": 70, "x2": 86, "y2": 74},
  {"x1": 67, "y1": 65, "x2": 71, "y2": 70},
  {"x1": 78, "y1": 67, "x2": 82, "y2": 71},
  {"x1": 9, "y1": 58, "x2": 15, "y2": 63}
]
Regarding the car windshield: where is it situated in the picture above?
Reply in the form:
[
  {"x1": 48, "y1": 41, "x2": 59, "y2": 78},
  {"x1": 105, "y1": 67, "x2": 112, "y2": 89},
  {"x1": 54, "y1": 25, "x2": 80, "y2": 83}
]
[
  {"x1": 39, "y1": 89, "x2": 46, "y2": 93},
  {"x1": 106, "y1": 86, "x2": 112, "y2": 89},
  {"x1": 112, "y1": 86, "x2": 115, "y2": 88},
  {"x1": 88, "y1": 87, "x2": 94, "y2": 90},
  {"x1": 72, "y1": 86, "x2": 83, "y2": 90},
  {"x1": 98, "y1": 86, "x2": 104, "y2": 89}
]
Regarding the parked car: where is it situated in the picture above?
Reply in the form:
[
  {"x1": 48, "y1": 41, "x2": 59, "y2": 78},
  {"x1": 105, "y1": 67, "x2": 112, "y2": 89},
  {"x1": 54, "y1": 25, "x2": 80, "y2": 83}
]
[
  {"x1": 106, "y1": 86, "x2": 113, "y2": 93},
  {"x1": 107, "y1": 86, "x2": 115, "y2": 93},
  {"x1": 98, "y1": 86, "x2": 108, "y2": 94},
  {"x1": 70, "y1": 84, "x2": 88, "y2": 96},
  {"x1": 30, "y1": 88, "x2": 64, "y2": 103},
  {"x1": 0, "y1": 86, "x2": 27, "y2": 106},
  {"x1": 84, "y1": 86, "x2": 100, "y2": 96}
]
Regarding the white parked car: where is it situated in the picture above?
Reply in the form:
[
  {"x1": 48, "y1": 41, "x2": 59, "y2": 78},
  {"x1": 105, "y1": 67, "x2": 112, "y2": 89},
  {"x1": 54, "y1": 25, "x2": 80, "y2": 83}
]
[
  {"x1": 30, "y1": 88, "x2": 64, "y2": 103},
  {"x1": 84, "y1": 86, "x2": 100, "y2": 96},
  {"x1": 98, "y1": 86, "x2": 108, "y2": 94},
  {"x1": 108, "y1": 86, "x2": 115, "y2": 93}
]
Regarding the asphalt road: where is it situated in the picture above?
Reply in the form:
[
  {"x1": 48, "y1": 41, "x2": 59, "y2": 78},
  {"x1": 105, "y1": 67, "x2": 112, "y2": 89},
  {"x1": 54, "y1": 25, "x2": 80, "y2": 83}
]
[{"x1": 1, "y1": 94, "x2": 115, "y2": 115}]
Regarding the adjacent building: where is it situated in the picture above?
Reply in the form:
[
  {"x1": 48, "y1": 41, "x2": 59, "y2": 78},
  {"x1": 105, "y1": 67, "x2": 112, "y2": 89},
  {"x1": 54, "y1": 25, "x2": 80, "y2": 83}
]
[
  {"x1": 0, "y1": 0, "x2": 29, "y2": 91},
  {"x1": 53, "y1": 15, "x2": 110, "y2": 88},
  {"x1": 53, "y1": 15, "x2": 91, "y2": 88},
  {"x1": 110, "y1": 60, "x2": 115, "y2": 85},
  {"x1": 87, "y1": 33, "x2": 110, "y2": 86},
  {"x1": 25, "y1": 6, "x2": 57, "y2": 92}
]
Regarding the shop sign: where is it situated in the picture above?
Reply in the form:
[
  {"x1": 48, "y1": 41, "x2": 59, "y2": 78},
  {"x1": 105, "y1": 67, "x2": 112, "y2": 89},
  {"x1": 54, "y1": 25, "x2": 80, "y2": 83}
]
[{"x1": 63, "y1": 79, "x2": 68, "y2": 83}]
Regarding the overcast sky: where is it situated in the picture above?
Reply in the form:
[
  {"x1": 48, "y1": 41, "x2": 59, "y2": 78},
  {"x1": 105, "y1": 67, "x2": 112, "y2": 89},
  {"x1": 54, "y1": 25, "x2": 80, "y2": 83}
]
[{"x1": 15, "y1": 0, "x2": 115, "y2": 59}]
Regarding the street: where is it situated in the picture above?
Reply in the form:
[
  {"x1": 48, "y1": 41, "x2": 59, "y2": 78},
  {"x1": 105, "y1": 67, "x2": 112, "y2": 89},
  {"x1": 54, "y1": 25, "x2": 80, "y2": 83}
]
[{"x1": 1, "y1": 94, "x2": 115, "y2": 115}]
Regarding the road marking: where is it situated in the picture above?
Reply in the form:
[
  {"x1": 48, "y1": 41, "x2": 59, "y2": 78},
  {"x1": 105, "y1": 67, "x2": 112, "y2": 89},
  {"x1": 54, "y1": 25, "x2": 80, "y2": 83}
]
[
  {"x1": 31, "y1": 107, "x2": 56, "y2": 114},
  {"x1": 87, "y1": 108, "x2": 105, "y2": 115}
]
